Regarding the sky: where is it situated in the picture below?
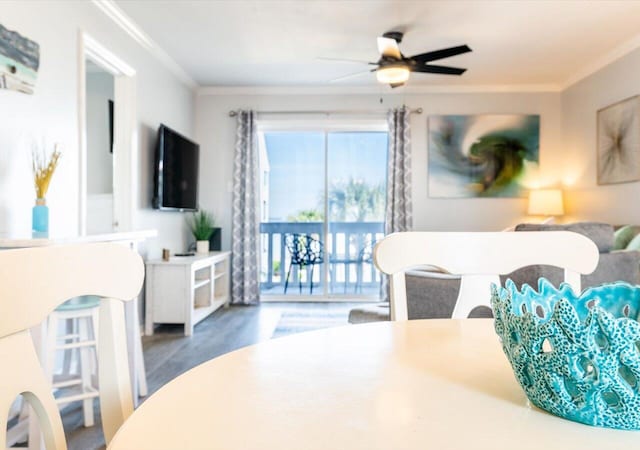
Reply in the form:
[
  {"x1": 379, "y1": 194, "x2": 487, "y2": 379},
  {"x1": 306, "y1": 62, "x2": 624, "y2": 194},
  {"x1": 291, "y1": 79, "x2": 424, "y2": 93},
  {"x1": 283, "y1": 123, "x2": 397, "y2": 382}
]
[{"x1": 264, "y1": 131, "x2": 388, "y2": 221}]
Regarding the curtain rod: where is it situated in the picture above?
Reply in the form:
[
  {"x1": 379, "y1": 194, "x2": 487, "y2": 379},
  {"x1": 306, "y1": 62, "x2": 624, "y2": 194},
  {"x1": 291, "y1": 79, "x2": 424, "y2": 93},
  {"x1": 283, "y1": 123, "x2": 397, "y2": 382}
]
[{"x1": 228, "y1": 107, "x2": 423, "y2": 117}]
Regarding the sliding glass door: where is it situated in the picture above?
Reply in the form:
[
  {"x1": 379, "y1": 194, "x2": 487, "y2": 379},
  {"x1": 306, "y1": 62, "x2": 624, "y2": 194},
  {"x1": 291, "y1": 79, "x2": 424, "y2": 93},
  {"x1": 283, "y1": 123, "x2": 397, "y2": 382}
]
[
  {"x1": 259, "y1": 131, "x2": 326, "y2": 297},
  {"x1": 258, "y1": 124, "x2": 388, "y2": 300},
  {"x1": 327, "y1": 132, "x2": 387, "y2": 296}
]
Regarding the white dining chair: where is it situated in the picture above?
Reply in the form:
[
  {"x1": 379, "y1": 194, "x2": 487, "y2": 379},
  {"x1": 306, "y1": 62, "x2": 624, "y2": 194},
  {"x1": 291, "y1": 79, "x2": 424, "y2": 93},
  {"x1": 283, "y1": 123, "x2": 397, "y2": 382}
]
[
  {"x1": 0, "y1": 243, "x2": 144, "y2": 450},
  {"x1": 373, "y1": 231, "x2": 600, "y2": 321}
]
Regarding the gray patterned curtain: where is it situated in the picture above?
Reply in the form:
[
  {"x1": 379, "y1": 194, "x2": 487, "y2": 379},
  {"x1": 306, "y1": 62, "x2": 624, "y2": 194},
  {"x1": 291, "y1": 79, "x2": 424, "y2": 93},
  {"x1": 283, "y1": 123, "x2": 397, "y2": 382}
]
[
  {"x1": 386, "y1": 106, "x2": 413, "y2": 234},
  {"x1": 382, "y1": 107, "x2": 413, "y2": 302},
  {"x1": 231, "y1": 110, "x2": 260, "y2": 305}
]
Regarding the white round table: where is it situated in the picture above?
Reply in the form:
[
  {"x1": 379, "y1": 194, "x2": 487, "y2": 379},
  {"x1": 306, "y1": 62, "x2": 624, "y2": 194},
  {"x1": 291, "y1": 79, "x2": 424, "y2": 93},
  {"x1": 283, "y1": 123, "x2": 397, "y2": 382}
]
[{"x1": 109, "y1": 319, "x2": 640, "y2": 449}]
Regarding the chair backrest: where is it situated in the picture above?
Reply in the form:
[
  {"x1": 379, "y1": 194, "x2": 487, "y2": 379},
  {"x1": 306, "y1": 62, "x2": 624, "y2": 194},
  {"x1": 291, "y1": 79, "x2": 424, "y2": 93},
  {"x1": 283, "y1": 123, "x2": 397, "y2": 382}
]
[
  {"x1": 285, "y1": 233, "x2": 324, "y2": 265},
  {"x1": 0, "y1": 243, "x2": 144, "y2": 449},
  {"x1": 373, "y1": 231, "x2": 599, "y2": 321}
]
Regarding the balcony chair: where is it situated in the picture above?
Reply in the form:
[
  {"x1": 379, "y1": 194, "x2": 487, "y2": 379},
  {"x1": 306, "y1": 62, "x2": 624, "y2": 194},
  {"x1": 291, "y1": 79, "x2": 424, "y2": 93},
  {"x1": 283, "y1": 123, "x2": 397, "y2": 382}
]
[
  {"x1": 373, "y1": 231, "x2": 599, "y2": 321},
  {"x1": 0, "y1": 243, "x2": 144, "y2": 450},
  {"x1": 329, "y1": 239, "x2": 376, "y2": 294},
  {"x1": 284, "y1": 233, "x2": 324, "y2": 294}
]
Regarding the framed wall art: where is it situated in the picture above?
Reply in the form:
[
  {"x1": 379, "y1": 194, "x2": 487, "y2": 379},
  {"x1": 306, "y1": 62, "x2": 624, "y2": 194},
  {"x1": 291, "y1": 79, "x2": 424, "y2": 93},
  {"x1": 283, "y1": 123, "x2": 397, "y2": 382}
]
[
  {"x1": 428, "y1": 114, "x2": 540, "y2": 198},
  {"x1": 0, "y1": 23, "x2": 40, "y2": 94},
  {"x1": 597, "y1": 95, "x2": 640, "y2": 185}
]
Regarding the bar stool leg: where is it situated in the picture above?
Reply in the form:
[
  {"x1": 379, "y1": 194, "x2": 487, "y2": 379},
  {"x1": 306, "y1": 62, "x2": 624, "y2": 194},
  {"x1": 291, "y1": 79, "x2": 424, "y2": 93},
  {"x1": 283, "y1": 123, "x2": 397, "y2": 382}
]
[
  {"x1": 61, "y1": 319, "x2": 74, "y2": 376},
  {"x1": 78, "y1": 316, "x2": 95, "y2": 427}
]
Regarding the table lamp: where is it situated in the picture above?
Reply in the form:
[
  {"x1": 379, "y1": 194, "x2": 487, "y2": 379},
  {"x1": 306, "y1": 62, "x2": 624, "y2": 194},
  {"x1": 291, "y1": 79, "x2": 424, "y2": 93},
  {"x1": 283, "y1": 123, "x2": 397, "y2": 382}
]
[{"x1": 528, "y1": 189, "x2": 564, "y2": 223}]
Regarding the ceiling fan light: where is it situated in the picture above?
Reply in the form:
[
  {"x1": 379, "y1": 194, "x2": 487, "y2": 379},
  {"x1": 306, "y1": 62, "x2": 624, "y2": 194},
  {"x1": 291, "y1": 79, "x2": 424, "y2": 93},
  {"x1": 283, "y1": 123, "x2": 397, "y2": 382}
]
[{"x1": 376, "y1": 65, "x2": 410, "y2": 84}]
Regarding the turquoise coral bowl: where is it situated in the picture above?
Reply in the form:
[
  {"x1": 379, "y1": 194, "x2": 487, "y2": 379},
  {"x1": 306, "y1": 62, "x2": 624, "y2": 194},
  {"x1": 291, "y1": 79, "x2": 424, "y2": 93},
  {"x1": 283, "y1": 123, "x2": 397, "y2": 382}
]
[{"x1": 491, "y1": 278, "x2": 640, "y2": 430}]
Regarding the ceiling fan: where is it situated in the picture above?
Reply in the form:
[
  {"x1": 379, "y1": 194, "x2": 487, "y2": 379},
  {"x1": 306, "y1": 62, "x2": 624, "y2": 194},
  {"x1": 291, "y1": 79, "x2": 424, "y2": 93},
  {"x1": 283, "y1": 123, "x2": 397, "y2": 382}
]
[{"x1": 323, "y1": 31, "x2": 472, "y2": 88}]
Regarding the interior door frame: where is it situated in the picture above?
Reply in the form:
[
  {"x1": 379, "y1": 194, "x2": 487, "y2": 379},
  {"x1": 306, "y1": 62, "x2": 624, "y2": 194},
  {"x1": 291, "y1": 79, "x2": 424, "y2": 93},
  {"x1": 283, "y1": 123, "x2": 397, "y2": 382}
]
[
  {"x1": 77, "y1": 31, "x2": 137, "y2": 235},
  {"x1": 257, "y1": 118, "x2": 388, "y2": 301}
]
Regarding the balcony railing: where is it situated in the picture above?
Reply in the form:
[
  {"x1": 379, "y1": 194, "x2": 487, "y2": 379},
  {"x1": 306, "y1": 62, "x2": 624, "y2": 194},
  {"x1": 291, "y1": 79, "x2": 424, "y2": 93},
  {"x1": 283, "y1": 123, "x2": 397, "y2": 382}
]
[{"x1": 260, "y1": 221, "x2": 385, "y2": 296}]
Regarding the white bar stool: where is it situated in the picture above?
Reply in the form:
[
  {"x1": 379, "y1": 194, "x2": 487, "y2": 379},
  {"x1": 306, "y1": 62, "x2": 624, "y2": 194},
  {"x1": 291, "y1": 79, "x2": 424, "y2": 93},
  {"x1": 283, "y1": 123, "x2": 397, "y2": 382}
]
[{"x1": 44, "y1": 296, "x2": 100, "y2": 427}]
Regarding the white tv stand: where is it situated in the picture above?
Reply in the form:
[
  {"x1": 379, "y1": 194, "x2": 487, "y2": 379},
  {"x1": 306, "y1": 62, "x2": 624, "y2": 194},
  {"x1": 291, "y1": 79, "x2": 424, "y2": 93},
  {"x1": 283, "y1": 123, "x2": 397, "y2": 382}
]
[{"x1": 145, "y1": 251, "x2": 231, "y2": 336}]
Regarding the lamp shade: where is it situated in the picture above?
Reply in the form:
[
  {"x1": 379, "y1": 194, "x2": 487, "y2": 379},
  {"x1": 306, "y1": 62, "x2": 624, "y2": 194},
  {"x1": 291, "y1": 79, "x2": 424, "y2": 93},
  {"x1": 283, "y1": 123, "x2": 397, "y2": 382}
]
[
  {"x1": 528, "y1": 189, "x2": 564, "y2": 216},
  {"x1": 376, "y1": 65, "x2": 410, "y2": 84}
]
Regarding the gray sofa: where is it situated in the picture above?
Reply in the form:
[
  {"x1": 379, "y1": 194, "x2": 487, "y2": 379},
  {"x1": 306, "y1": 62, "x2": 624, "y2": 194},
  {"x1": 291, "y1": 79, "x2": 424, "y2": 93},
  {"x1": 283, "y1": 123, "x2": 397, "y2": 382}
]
[
  {"x1": 348, "y1": 222, "x2": 640, "y2": 324},
  {"x1": 503, "y1": 222, "x2": 640, "y2": 289}
]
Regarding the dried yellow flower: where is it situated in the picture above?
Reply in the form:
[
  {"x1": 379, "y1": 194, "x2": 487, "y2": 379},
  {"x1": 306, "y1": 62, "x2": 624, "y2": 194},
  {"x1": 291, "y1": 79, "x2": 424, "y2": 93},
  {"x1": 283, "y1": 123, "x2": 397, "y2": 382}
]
[{"x1": 32, "y1": 143, "x2": 62, "y2": 199}]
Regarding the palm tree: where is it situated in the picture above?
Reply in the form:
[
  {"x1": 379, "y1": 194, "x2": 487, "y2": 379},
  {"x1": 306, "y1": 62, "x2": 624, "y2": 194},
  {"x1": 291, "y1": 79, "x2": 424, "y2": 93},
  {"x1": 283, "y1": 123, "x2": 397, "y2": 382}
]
[
  {"x1": 287, "y1": 209, "x2": 324, "y2": 222},
  {"x1": 327, "y1": 178, "x2": 385, "y2": 222}
]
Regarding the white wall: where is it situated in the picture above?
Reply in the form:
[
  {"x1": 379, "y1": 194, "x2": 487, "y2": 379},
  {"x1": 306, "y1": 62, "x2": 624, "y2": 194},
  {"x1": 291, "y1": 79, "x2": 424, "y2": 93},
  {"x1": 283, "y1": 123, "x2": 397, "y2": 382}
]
[
  {"x1": 86, "y1": 71, "x2": 114, "y2": 195},
  {"x1": 5, "y1": 0, "x2": 634, "y2": 260},
  {"x1": 562, "y1": 47, "x2": 640, "y2": 225},
  {"x1": 196, "y1": 91, "x2": 563, "y2": 250},
  {"x1": 0, "y1": 1, "x2": 196, "y2": 258}
]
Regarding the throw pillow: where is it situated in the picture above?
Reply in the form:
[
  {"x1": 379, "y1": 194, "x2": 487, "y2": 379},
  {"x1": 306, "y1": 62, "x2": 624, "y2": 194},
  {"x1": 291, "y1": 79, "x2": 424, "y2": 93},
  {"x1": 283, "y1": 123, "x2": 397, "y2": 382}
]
[
  {"x1": 627, "y1": 233, "x2": 640, "y2": 251},
  {"x1": 614, "y1": 225, "x2": 637, "y2": 250}
]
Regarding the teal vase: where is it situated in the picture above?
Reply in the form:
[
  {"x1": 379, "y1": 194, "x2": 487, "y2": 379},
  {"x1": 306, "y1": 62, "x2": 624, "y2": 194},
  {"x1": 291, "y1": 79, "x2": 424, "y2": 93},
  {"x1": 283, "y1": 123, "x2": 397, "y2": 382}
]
[{"x1": 32, "y1": 198, "x2": 49, "y2": 237}]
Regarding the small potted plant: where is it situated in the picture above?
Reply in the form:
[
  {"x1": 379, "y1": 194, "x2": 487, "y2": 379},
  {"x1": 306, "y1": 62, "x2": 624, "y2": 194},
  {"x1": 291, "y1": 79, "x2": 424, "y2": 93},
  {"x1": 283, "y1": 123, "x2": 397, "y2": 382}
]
[{"x1": 188, "y1": 210, "x2": 215, "y2": 254}]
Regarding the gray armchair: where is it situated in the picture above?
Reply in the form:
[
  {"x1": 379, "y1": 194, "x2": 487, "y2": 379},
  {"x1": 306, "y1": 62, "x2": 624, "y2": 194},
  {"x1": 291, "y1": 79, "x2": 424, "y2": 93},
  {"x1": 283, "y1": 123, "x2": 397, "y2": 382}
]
[{"x1": 348, "y1": 222, "x2": 640, "y2": 324}]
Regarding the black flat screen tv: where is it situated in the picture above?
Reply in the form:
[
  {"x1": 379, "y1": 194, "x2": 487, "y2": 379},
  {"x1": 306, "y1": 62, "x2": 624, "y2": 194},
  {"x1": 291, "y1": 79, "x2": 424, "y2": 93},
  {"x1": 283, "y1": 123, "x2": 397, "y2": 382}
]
[{"x1": 152, "y1": 124, "x2": 199, "y2": 211}]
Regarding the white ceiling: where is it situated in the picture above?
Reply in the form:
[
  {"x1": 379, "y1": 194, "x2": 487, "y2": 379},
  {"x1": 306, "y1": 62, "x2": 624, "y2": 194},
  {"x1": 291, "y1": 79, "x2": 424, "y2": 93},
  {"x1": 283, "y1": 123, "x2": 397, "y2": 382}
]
[{"x1": 114, "y1": 0, "x2": 640, "y2": 88}]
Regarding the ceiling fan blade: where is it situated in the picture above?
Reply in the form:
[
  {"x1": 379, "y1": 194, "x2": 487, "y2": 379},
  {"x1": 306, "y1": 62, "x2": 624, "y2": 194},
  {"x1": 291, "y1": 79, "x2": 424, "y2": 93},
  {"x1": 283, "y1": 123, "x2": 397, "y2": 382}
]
[
  {"x1": 410, "y1": 45, "x2": 472, "y2": 63},
  {"x1": 377, "y1": 36, "x2": 401, "y2": 59},
  {"x1": 317, "y1": 57, "x2": 377, "y2": 65},
  {"x1": 413, "y1": 64, "x2": 466, "y2": 75},
  {"x1": 329, "y1": 69, "x2": 376, "y2": 83}
]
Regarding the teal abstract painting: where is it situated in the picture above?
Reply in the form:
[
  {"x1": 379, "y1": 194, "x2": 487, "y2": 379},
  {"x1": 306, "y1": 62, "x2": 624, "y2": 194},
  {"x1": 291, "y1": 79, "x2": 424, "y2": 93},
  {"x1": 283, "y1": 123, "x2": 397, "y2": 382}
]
[{"x1": 428, "y1": 114, "x2": 540, "y2": 198}]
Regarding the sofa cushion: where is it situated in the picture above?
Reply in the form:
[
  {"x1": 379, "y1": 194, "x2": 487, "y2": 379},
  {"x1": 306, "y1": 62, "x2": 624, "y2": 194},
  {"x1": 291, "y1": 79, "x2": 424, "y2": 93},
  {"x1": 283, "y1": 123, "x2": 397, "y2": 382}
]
[
  {"x1": 626, "y1": 234, "x2": 640, "y2": 251},
  {"x1": 585, "y1": 250, "x2": 640, "y2": 285},
  {"x1": 514, "y1": 222, "x2": 613, "y2": 253},
  {"x1": 614, "y1": 225, "x2": 638, "y2": 250}
]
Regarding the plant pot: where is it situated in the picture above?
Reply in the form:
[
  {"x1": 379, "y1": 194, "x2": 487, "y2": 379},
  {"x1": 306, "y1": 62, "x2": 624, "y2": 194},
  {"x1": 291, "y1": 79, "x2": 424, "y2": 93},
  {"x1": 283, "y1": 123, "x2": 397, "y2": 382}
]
[
  {"x1": 196, "y1": 240, "x2": 209, "y2": 254},
  {"x1": 208, "y1": 227, "x2": 222, "y2": 251}
]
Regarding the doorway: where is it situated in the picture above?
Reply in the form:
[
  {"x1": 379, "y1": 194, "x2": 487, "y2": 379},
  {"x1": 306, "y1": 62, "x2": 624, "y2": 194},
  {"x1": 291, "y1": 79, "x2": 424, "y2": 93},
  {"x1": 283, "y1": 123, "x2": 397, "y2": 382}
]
[
  {"x1": 258, "y1": 121, "x2": 389, "y2": 301},
  {"x1": 78, "y1": 32, "x2": 137, "y2": 235},
  {"x1": 85, "y1": 60, "x2": 114, "y2": 233}
]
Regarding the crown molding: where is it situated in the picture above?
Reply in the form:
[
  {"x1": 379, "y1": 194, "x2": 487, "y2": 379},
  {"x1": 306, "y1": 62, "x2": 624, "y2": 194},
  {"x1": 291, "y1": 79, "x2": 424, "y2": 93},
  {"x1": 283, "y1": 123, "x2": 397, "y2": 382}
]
[
  {"x1": 561, "y1": 33, "x2": 640, "y2": 90},
  {"x1": 91, "y1": 0, "x2": 197, "y2": 89},
  {"x1": 198, "y1": 83, "x2": 561, "y2": 96}
]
